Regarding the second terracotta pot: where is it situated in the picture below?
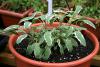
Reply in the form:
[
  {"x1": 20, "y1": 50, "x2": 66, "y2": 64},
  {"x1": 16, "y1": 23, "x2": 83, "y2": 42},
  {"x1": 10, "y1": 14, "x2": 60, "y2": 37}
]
[{"x1": 0, "y1": 8, "x2": 34, "y2": 27}]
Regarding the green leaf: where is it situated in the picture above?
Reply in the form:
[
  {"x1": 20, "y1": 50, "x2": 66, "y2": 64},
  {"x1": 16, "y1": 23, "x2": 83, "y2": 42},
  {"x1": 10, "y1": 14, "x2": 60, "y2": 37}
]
[
  {"x1": 57, "y1": 39, "x2": 64, "y2": 54},
  {"x1": 43, "y1": 46, "x2": 51, "y2": 60},
  {"x1": 4, "y1": 25, "x2": 20, "y2": 32},
  {"x1": 0, "y1": 29, "x2": 3, "y2": 34},
  {"x1": 16, "y1": 34, "x2": 28, "y2": 44},
  {"x1": 74, "y1": 31, "x2": 86, "y2": 46},
  {"x1": 40, "y1": 15, "x2": 46, "y2": 21},
  {"x1": 19, "y1": 12, "x2": 38, "y2": 23},
  {"x1": 16, "y1": 29, "x2": 26, "y2": 33},
  {"x1": 27, "y1": 44, "x2": 35, "y2": 54},
  {"x1": 24, "y1": 22, "x2": 32, "y2": 28},
  {"x1": 44, "y1": 31, "x2": 53, "y2": 46},
  {"x1": 73, "y1": 5, "x2": 82, "y2": 16},
  {"x1": 33, "y1": 43, "x2": 43, "y2": 59},
  {"x1": 82, "y1": 20, "x2": 96, "y2": 29},
  {"x1": 64, "y1": 38, "x2": 73, "y2": 52},
  {"x1": 70, "y1": 38, "x2": 78, "y2": 47},
  {"x1": 66, "y1": 26, "x2": 74, "y2": 37}
]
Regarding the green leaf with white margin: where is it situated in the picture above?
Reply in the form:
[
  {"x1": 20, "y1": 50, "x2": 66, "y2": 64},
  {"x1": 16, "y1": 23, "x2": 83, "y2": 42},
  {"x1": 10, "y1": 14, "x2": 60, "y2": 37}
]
[
  {"x1": 64, "y1": 38, "x2": 73, "y2": 52},
  {"x1": 73, "y1": 5, "x2": 82, "y2": 16},
  {"x1": 16, "y1": 29, "x2": 26, "y2": 34},
  {"x1": 43, "y1": 46, "x2": 51, "y2": 60},
  {"x1": 57, "y1": 39, "x2": 64, "y2": 54},
  {"x1": 16, "y1": 34, "x2": 28, "y2": 44},
  {"x1": 19, "y1": 12, "x2": 38, "y2": 23},
  {"x1": 24, "y1": 22, "x2": 32, "y2": 28},
  {"x1": 44, "y1": 31, "x2": 53, "y2": 46},
  {"x1": 82, "y1": 20, "x2": 96, "y2": 29},
  {"x1": 74, "y1": 31, "x2": 86, "y2": 46},
  {"x1": 4, "y1": 25, "x2": 20, "y2": 32},
  {"x1": 33, "y1": 43, "x2": 43, "y2": 59}
]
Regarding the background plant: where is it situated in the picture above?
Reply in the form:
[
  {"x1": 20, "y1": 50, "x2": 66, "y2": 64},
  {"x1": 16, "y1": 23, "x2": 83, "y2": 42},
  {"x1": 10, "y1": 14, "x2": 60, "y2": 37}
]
[
  {"x1": 2, "y1": 6, "x2": 95, "y2": 60},
  {"x1": 70, "y1": 0, "x2": 100, "y2": 19},
  {"x1": 0, "y1": 0, "x2": 47, "y2": 13}
]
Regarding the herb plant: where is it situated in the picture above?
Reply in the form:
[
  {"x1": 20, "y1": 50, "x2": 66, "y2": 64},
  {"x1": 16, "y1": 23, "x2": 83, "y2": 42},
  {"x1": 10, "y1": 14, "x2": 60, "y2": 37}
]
[{"x1": 3, "y1": 6, "x2": 95, "y2": 60}]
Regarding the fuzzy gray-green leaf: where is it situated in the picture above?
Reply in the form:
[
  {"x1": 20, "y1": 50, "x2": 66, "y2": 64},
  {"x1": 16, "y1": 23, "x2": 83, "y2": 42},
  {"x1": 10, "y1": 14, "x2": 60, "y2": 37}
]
[
  {"x1": 44, "y1": 31, "x2": 53, "y2": 46},
  {"x1": 24, "y1": 22, "x2": 32, "y2": 28},
  {"x1": 16, "y1": 34, "x2": 28, "y2": 44},
  {"x1": 74, "y1": 31, "x2": 86, "y2": 46},
  {"x1": 83, "y1": 20, "x2": 96, "y2": 29}
]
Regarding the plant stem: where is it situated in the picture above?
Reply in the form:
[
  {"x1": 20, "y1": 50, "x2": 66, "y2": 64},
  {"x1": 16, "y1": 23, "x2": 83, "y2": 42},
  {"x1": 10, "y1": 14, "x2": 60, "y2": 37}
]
[{"x1": 65, "y1": 0, "x2": 70, "y2": 10}]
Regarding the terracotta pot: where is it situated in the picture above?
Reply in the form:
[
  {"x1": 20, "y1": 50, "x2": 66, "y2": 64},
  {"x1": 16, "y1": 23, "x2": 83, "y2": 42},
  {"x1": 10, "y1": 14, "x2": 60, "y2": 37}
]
[
  {"x1": 0, "y1": 8, "x2": 34, "y2": 27},
  {"x1": 8, "y1": 22, "x2": 99, "y2": 67}
]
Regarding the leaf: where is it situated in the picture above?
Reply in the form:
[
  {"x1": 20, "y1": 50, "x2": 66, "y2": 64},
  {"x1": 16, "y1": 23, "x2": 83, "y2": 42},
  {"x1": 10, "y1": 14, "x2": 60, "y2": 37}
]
[
  {"x1": 40, "y1": 15, "x2": 46, "y2": 21},
  {"x1": 74, "y1": 31, "x2": 86, "y2": 46},
  {"x1": 16, "y1": 29, "x2": 26, "y2": 33},
  {"x1": 33, "y1": 43, "x2": 43, "y2": 59},
  {"x1": 73, "y1": 5, "x2": 82, "y2": 16},
  {"x1": 64, "y1": 38, "x2": 73, "y2": 52},
  {"x1": 57, "y1": 39, "x2": 64, "y2": 54},
  {"x1": 27, "y1": 44, "x2": 35, "y2": 54},
  {"x1": 83, "y1": 20, "x2": 96, "y2": 29},
  {"x1": 70, "y1": 38, "x2": 78, "y2": 47},
  {"x1": 75, "y1": 26, "x2": 87, "y2": 31},
  {"x1": 43, "y1": 46, "x2": 51, "y2": 60},
  {"x1": 24, "y1": 22, "x2": 32, "y2": 28},
  {"x1": 4, "y1": 25, "x2": 20, "y2": 32},
  {"x1": 16, "y1": 34, "x2": 28, "y2": 44},
  {"x1": 44, "y1": 31, "x2": 53, "y2": 46},
  {"x1": 19, "y1": 12, "x2": 38, "y2": 23},
  {"x1": 66, "y1": 26, "x2": 74, "y2": 37}
]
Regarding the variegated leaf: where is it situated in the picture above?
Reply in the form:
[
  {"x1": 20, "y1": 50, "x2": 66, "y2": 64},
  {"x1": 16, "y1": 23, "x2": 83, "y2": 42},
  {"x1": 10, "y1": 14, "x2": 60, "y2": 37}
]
[
  {"x1": 4, "y1": 25, "x2": 20, "y2": 32},
  {"x1": 83, "y1": 20, "x2": 96, "y2": 29},
  {"x1": 24, "y1": 22, "x2": 32, "y2": 28},
  {"x1": 74, "y1": 31, "x2": 86, "y2": 46},
  {"x1": 16, "y1": 34, "x2": 28, "y2": 44},
  {"x1": 44, "y1": 31, "x2": 53, "y2": 46}
]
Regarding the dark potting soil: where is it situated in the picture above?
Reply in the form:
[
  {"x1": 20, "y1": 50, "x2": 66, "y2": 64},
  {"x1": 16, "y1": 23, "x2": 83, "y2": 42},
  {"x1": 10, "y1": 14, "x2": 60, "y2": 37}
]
[
  {"x1": 0, "y1": 35, "x2": 9, "y2": 52},
  {"x1": 14, "y1": 34, "x2": 94, "y2": 63}
]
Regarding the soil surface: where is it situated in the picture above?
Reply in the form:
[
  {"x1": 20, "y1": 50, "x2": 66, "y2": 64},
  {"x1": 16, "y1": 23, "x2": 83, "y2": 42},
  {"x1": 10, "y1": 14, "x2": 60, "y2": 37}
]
[{"x1": 14, "y1": 34, "x2": 94, "y2": 63}]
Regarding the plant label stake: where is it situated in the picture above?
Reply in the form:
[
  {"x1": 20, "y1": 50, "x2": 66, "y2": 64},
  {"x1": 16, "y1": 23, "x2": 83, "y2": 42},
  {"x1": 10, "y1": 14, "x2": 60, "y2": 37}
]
[{"x1": 47, "y1": 0, "x2": 52, "y2": 17}]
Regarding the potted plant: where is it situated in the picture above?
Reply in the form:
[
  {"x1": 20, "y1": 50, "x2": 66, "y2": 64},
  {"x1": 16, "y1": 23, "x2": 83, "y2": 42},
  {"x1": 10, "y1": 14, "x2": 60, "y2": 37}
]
[
  {"x1": 2, "y1": 6, "x2": 99, "y2": 67},
  {"x1": 0, "y1": 0, "x2": 34, "y2": 27}
]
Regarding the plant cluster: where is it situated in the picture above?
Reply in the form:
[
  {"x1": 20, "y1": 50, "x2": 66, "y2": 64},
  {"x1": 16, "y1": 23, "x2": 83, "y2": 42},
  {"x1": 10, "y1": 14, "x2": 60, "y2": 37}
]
[
  {"x1": 0, "y1": 0, "x2": 47, "y2": 13},
  {"x1": 70, "y1": 0, "x2": 100, "y2": 19},
  {"x1": 2, "y1": 6, "x2": 95, "y2": 60}
]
